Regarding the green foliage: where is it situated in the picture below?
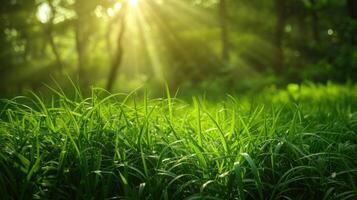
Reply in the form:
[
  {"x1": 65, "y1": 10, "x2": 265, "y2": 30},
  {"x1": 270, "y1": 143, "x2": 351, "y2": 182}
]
[
  {"x1": 0, "y1": 83, "x2": 357, "y2": 199},
  {"x1": 0, "y1": 0, "x2": 356, "y2": 95}
]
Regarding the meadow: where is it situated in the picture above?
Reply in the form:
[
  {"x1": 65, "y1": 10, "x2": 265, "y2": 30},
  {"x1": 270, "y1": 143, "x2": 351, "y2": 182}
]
[
  {"x1": 2, "y1": 0, "x2": 357, "y2": 199},
  {"x1": 1, "y1": 83, "x2": 357, "y2": 199}
]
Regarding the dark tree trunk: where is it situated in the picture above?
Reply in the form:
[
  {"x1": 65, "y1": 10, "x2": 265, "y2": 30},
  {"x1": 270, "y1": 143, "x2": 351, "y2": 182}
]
[
  {"x1": 274, "y1": 0, "x2": 287, "y2": 75},
  {"x1": 347, "y1": 0, "x2": 357, "y2": 19},
  {"x1": 74, "y1": 0, "x2": 94, "y2": 84},
  {"x1": 47, "y1": 0, "x2": 63, "y2": 72},
  {"x1": 75, "y1": 17, "x2": 89, "y2": 80},
  {"x1": 219, "y1": 0, "x2": 230, "y2": 64},
  {"x1": 48, "y1": 31, "x2": 63, "y2": 71},
  {"x1": 106, "y1": 4, "x2": 128, "y2": 91}
]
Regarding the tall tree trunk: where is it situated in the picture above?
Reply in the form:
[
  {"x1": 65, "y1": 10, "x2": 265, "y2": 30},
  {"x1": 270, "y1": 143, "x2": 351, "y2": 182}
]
[
  {"x1": 106, "y1": 4, "x2": 128, "y2": 91},
  {"x1": 48, "y1": 30, "x2": 63, "y2": 71},
  {"x1": 47, "y1": 0, "x2": 64, "y2": 72},
  {"x1": 347, "y1": 0, "x2": 357, "y2": 19},
  {"x1": 74, "y1": 0, "x2": 93, "y2": 84},
  {"x1": 219, "y1": 0, "x2": 229, "y2": 64},
  {"x1": 75, "y1": 17, "x2": 89, "y2": 81},
  {"x1": 274, "y1": 0, "x2": 287, "y2": 75}
]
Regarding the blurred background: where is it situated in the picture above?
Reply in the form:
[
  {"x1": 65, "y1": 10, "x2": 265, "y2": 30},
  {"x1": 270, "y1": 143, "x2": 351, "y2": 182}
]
[{"x1": 0, "y1": 0, "x2": 356, "y2": 96}]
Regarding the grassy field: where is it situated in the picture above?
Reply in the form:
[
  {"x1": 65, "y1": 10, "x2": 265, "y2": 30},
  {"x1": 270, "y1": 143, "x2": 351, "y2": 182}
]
[{"x1": 1, "y1": 83, "x2": 357, "y2": 199}]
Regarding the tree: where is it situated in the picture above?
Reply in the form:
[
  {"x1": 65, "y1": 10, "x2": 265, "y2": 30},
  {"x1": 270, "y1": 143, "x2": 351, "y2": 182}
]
[
  {"x1": 46, "y1": 0, "x2": 64, "y2": 72},
  {"x1": 73, "y1": 0, "x2": 97, "y2": 84},
  {"x1": 106, "y1": 2, "x2": 128, "y2": 91}
]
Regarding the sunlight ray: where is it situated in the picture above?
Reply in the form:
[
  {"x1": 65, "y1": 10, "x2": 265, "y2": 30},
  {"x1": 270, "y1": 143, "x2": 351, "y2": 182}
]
[{"x1": 136, "y1": 3, "x2": 165, "y2": 81}]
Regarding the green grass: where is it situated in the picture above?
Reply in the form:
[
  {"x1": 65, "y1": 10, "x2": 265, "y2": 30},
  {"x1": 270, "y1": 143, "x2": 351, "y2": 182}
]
[{"x1": 1, "y1": 83, "x2": 357, "y2": 199}]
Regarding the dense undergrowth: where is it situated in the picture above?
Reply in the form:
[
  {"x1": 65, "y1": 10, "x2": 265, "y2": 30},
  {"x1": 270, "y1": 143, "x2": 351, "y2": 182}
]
[{"x1": 0, "y1": 83, "x2": 357, "y2": 199}]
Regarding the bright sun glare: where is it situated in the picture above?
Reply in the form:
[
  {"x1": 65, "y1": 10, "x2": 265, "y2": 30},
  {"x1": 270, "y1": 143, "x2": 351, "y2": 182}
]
[
  {"x1": 37, "y1": 3, "x2": 51, "y2": 23},
  {"x1": 129, "y1": 0, "x2": 138, "y2": 7}
]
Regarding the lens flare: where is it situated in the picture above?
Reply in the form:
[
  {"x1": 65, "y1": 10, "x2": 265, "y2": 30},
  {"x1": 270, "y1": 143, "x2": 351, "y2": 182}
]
[{"x1": 129, "y1": 0, "x2": 138, "y2": 7}]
